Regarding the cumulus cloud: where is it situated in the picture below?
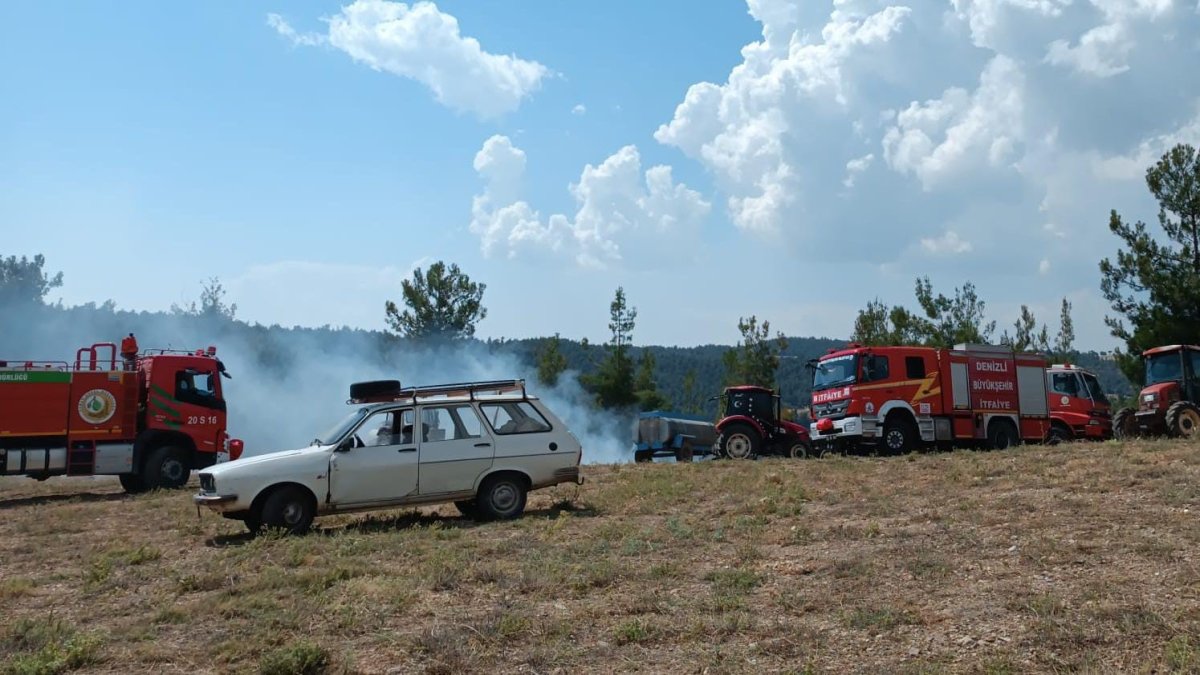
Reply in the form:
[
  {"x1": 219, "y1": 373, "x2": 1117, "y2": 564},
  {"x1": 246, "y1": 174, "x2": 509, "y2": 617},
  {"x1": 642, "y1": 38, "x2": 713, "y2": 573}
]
[
  {"x1": 1039, "y1": 258, "x2": 1051, "y2": 274},
  {"x1": 572, "y1": 103, "x2": 587, "y2": 116},
  {"x1": 268, "y1": 1, "x2": 549, "y2": 118},
  {"x1": 653, "y1": 3, "x2": 912, "y2": 234},
  {"x1": 469, "y1": 136, "x2": 710, "y2": 268},
  {"x1": 883, "y1": 55, "x2": 1025, "y2": 190}
]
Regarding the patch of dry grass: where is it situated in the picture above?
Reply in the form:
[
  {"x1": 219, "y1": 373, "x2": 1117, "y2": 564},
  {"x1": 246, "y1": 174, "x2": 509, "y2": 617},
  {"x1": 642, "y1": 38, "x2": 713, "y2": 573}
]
[{"x1": 2, "y1": 439, "x2": 1200, "y2": 672}]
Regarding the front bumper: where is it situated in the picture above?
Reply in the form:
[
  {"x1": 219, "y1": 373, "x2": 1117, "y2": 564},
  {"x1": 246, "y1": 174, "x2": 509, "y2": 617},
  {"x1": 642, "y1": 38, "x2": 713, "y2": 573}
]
[
  {"x1": 193, "y1": 493, "x2": 239, "y2": 512},
  {"x1": 810, "y1": 416, "x2": 879, "y2": 445}
]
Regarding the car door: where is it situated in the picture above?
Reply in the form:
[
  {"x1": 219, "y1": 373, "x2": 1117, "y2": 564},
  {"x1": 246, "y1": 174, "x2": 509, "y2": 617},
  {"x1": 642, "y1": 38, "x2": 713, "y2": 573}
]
[
  {"x1": 329, "y1": 408, "x2": 419, "y2": 507},
  {"x1": 417, "y1": 404, "x2": 494, "y2": 496}
]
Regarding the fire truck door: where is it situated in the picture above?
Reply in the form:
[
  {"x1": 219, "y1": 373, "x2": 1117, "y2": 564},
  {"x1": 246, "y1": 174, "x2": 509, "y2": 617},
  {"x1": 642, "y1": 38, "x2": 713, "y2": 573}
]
[{"x1": 170, "y1": 368, "x2": 223, "y2": 455}]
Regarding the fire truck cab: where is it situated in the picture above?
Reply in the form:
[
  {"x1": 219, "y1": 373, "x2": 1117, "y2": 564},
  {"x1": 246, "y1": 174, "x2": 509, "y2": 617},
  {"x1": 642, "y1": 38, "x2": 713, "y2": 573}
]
[
  {"x1": 1045, "y1": 363, "x2": 1112, "y2": 442},
  {"x1": 809, "y1": 343, "x2": 1051, "y2": 454},
  {"x1": 0, "y1": 336, "x2": 243, "y2": 493}
]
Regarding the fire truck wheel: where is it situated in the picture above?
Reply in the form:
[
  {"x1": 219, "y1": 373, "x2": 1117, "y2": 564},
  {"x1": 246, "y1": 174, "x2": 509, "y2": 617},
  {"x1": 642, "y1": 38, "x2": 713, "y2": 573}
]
[
  {"x1": 718, "y1": 425, "x2": 759, "y2": 460},
  {"x1": 476, "y1": 474, "x2": 528, "y2": 521},
  {"x1": 987, "y1": 421, "x2": 1019, "y2": 450},
  {"x1": 454, "y1": 500, "x2": 479, "y2": 518},
  {"x1": 118, "y1": 473, "x2": 149, "y2": 494},
  {"x1": 1166, "y1": 401, "x2": 1200, "y2": 438},
  {"x1": 1113, "y1": 408, "x2": 1137, "y2": 440},
  {"x1": 1046, "y1": 423, "x2": 1073, "y2": 445},
  {"x1": 261, "y1": 486, "x2": 315, "y2": 535},
  {"x1": 881, "y1": 416, "x2": 915, "y2": 455},
  {"x1": 142, "y1": 446, "x2": 191, "y2": 490}
]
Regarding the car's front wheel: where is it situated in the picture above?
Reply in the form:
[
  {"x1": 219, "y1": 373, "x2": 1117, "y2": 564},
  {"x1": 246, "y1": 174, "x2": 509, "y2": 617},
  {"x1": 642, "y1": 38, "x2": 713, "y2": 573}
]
[
  {"x1": 476, "y1": 475, "x2": 528, "y2": 521},
  {"x1": 259, "y1": 486, "x2": 315, "y2": 535},
  {"x1": 454, "y1": 500, "x2": 479, "y2": 518}
]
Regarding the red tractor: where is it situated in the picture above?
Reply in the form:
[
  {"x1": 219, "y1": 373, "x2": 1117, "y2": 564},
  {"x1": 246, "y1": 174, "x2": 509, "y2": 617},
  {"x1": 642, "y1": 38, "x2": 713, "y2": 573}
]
[
  {"x1": 1114, "y1": 345, "x2": 1200, "y2": 439},
  {"x1": 0, "y1": 334, "x2": 243, "y2": 492},
  {"x1": 713, "y1": 385, "x2": 813, "y2": 459}
]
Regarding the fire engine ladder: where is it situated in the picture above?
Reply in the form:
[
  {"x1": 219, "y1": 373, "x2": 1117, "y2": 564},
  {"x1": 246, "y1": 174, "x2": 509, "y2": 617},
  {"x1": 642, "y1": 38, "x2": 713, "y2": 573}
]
[{"x1": 68, "y1": 440, "x2": 97, "y2": 476}]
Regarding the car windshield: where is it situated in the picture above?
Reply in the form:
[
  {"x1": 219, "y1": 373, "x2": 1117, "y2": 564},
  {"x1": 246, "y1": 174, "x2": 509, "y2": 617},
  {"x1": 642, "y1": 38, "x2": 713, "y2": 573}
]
[
  {"x1": 813, "y1": 354, "x2": 857, "y2": 390},
  {"x1": 1146, "y1": 352, "x2": 1183, "y2": 386},
  {"x1": 312, "y1": 407, "x2": 370, "y2": 445},
  {"x1": 1082, "y1": 372, "x2": 1106, "y2": 401}
]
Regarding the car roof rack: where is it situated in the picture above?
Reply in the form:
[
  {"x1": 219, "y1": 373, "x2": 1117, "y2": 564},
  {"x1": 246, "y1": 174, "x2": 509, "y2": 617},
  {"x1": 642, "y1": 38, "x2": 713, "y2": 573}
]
[{"x1": 350, "y1": 379, "x2": 529, "y2": 404}]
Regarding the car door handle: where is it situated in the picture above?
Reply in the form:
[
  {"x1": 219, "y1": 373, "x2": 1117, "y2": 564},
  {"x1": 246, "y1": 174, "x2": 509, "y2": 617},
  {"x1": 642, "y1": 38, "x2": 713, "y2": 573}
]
[
  {"x1": 397, "y1": 447, "x2": 417, "y2": 453},
  {"x1": 474, "y1": 442, "x2": 492, "y2": 448}
]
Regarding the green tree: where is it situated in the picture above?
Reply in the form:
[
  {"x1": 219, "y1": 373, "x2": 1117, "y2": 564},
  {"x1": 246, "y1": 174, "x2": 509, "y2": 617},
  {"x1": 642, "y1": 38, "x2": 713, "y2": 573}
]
[
  {"x1": 634, "y1": 350, "x2": 671, "y2": 411},
  {"x1": 385, "y1": 261, "x2": 487, "y2": 340},
  {"x1": 172, "y1": 277, "x2": 237, "y2": 320},
  {"x1": 914, "y1": 277, "x2": 995, "y2": 346},
  {"x1": 723, "y1": 315, "x2": 788, "y2": 387},
  {"x1": 535, "y1": 333, "x2": 569, "y2": 387},
  {"x1": 1054, "y1": 298, "x2": 1075, "y2": 359},
  {"x1": 0, "y1": 253, "x2": 63, "y2": 307},
  {"x1": 1100, "y1": 143, "x2": 1200, "y2": 383},
  {"x1": 583, "y1": 287, "x2": 639, "y2": 408},
  {"x1": 851, "y1": 299, "x2": 929, "y2": 346},
  {"x1": 679, "y1": 368, "x2": 702, "y2": 414},
  {"x1": 1001, "y1": 305, "x2": 1049, "y2": 352}
]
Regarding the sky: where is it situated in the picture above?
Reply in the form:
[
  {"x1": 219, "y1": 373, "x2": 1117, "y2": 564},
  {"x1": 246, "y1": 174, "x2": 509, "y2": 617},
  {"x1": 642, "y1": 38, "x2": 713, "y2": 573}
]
[{"x1": 3, "y1": 0, "x2": 1199, "y2": 350}]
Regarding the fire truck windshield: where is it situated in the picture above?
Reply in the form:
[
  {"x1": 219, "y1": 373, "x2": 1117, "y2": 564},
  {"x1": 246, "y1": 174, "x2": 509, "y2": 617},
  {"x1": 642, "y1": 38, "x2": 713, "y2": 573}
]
[
  {"x1": 812, "y1": 354, "x2": 857, "y2": 390},
  {"x1": 313, "y1": 407, "x2": 371, "y2": 446},
  {"x1": 1082, "y1": 372, "x2": 1106, "y2": 401},
  {"x1": 1146, "y1": 352, "x2": 1183, "y2": 386}
]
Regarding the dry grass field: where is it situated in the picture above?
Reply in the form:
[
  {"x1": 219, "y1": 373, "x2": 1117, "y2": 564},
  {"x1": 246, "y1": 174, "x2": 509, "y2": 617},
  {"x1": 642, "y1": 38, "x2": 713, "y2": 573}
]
[{"x1": 3, "y1": 439, "x2": 1200, "y2": 674}]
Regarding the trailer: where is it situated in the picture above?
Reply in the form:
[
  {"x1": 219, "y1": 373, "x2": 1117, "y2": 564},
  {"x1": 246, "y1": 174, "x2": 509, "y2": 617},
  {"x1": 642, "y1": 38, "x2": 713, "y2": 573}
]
[{"x1": 633, "y1": 411, "x2": 718, "y2": 462}]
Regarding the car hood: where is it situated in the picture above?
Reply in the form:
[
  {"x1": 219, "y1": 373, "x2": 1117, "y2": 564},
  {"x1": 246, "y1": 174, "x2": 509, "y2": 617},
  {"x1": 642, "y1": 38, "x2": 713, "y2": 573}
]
[{"x1": 204, "y1": 444, "x2": 329, "y2": 478}]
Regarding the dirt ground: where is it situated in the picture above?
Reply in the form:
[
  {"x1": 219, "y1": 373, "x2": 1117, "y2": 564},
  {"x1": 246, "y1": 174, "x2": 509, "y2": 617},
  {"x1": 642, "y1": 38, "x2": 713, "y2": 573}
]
[{"x1": 3, "y1": 439, "x2": 1200, "y2": 674}]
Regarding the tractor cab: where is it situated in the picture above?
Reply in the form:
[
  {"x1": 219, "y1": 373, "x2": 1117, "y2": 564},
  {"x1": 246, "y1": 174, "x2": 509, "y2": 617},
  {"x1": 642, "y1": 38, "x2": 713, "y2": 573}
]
[
  {"x1": 1115, "y1": 345, "x2": 1200, "y2": 438},
  {"x1": 713, "y1": 385, "x2": 812, "y2": 459}
]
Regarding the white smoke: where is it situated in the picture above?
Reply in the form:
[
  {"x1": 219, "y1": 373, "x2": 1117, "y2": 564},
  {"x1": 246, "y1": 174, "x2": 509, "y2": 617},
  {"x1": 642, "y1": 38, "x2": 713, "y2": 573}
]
[{"x1": 0, "y1": 304, "x2": 633, "y2": 464}]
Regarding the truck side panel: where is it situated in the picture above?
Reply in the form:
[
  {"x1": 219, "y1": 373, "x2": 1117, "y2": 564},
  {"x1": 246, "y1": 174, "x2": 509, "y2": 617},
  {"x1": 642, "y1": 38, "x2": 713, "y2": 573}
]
[
  {"x1": 67, "y1": 371, "x2": 136, "y2": 442},
  {"x1": 0, "y1": 370, "x2": 72, "y2": 439}
]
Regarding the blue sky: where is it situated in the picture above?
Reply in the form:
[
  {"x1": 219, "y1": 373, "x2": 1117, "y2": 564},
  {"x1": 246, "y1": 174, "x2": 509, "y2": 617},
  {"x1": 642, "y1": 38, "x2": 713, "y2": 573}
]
[{"x1": 3, "y1": 1, "x2": 1199, "y2": 349}]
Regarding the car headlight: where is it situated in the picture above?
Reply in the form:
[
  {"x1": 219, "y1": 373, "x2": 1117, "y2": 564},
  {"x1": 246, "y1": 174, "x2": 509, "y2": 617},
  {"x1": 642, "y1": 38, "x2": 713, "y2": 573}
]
[{"x1": 199, "y1": 473, "x2": 215, "y2": 493}]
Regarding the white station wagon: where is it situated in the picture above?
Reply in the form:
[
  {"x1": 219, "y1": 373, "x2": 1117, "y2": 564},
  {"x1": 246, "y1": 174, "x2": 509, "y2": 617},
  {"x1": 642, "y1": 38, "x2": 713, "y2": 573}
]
[{"x1": 194, "y1": 379, "x2": 584, "y2": 534}]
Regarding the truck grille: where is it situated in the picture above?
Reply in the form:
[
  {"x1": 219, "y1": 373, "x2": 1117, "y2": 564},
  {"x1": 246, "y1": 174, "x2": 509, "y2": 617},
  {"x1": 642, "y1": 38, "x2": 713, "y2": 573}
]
[
  {"x1": 199, "y1": 473, "x2": 215, "y2": 493},
  {"x1": 814, "y1": 400, "x2": 850, "y2": 419}
]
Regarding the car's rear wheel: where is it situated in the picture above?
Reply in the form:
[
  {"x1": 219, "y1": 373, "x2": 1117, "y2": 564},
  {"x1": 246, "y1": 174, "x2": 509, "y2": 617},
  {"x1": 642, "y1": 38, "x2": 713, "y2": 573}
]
[{"x1": 476, "y1": 475, "x2": 528, "y2": 521}]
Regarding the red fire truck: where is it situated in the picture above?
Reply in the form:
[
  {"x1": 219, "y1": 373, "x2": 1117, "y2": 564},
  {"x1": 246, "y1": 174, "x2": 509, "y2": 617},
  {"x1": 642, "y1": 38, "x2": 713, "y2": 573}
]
[
  {"x1": 1045, "y1": 363, "x2": 1112, "y2": 442},
  {"x1": 0, "y1": 335, "x2": 243, "y2": 493},
  {"x1": 809, "y1": 343, "x2": 1052, "y2": 453}
]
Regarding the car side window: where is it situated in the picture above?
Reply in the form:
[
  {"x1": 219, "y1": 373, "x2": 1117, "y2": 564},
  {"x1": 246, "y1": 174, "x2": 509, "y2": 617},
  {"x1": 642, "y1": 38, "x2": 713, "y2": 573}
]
[
  {"x1": 420, "y1": 405, "x2": 484, "y2": 442},
  {"x1": 364, "y1": 409, "x2": 413, "y2": 447},
  {"x1": 480, "y1": 402, "x2": 552, "y2": 435}
]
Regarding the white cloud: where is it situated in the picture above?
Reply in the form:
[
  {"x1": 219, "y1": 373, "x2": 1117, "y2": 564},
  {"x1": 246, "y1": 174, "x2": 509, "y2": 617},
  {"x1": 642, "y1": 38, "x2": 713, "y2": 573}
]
[
  {"x1": 572, "y1": 104, "x2": 587, "y2": 116},
  {"x1": 1039, "y1": 258, "x2": 1051, "y2": 274},
  {"x1": 268, "y1": 1, "x2": 549, "y2": 118},
  {"x1": 469, "y1": 137, "x2": 710, "y2": 268},
  {"x1": 267, "y1": 14, "x2": 325, "y2": 47},
  {"x1": 882, "y1": 55, "x2": 1025, "y2": 190},
  {"x1": 1091, "y1": 103, "x2": 1200, "y2": 181},
  {"x1": 920, "y1": 230, "x2": 973, "y2": 255},
  {"x1": 653, "y1": 4, "x2": 911, "y2": 234},
  {"x1": 843, "y1": 153, "x2": 874, "y2": 188}
]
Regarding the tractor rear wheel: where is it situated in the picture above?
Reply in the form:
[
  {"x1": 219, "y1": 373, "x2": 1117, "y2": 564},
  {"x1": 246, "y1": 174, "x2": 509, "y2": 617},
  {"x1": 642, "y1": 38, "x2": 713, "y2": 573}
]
[
  {"x1": 1165, "y1": 401, "x2": 1200, "y2": 438},
  {"x1": 1113, "y1": 407, "x2": 1137, "y2": 440},
  {"x1": 716, "y1": 425, "x2": 759, "y2": 460}
]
